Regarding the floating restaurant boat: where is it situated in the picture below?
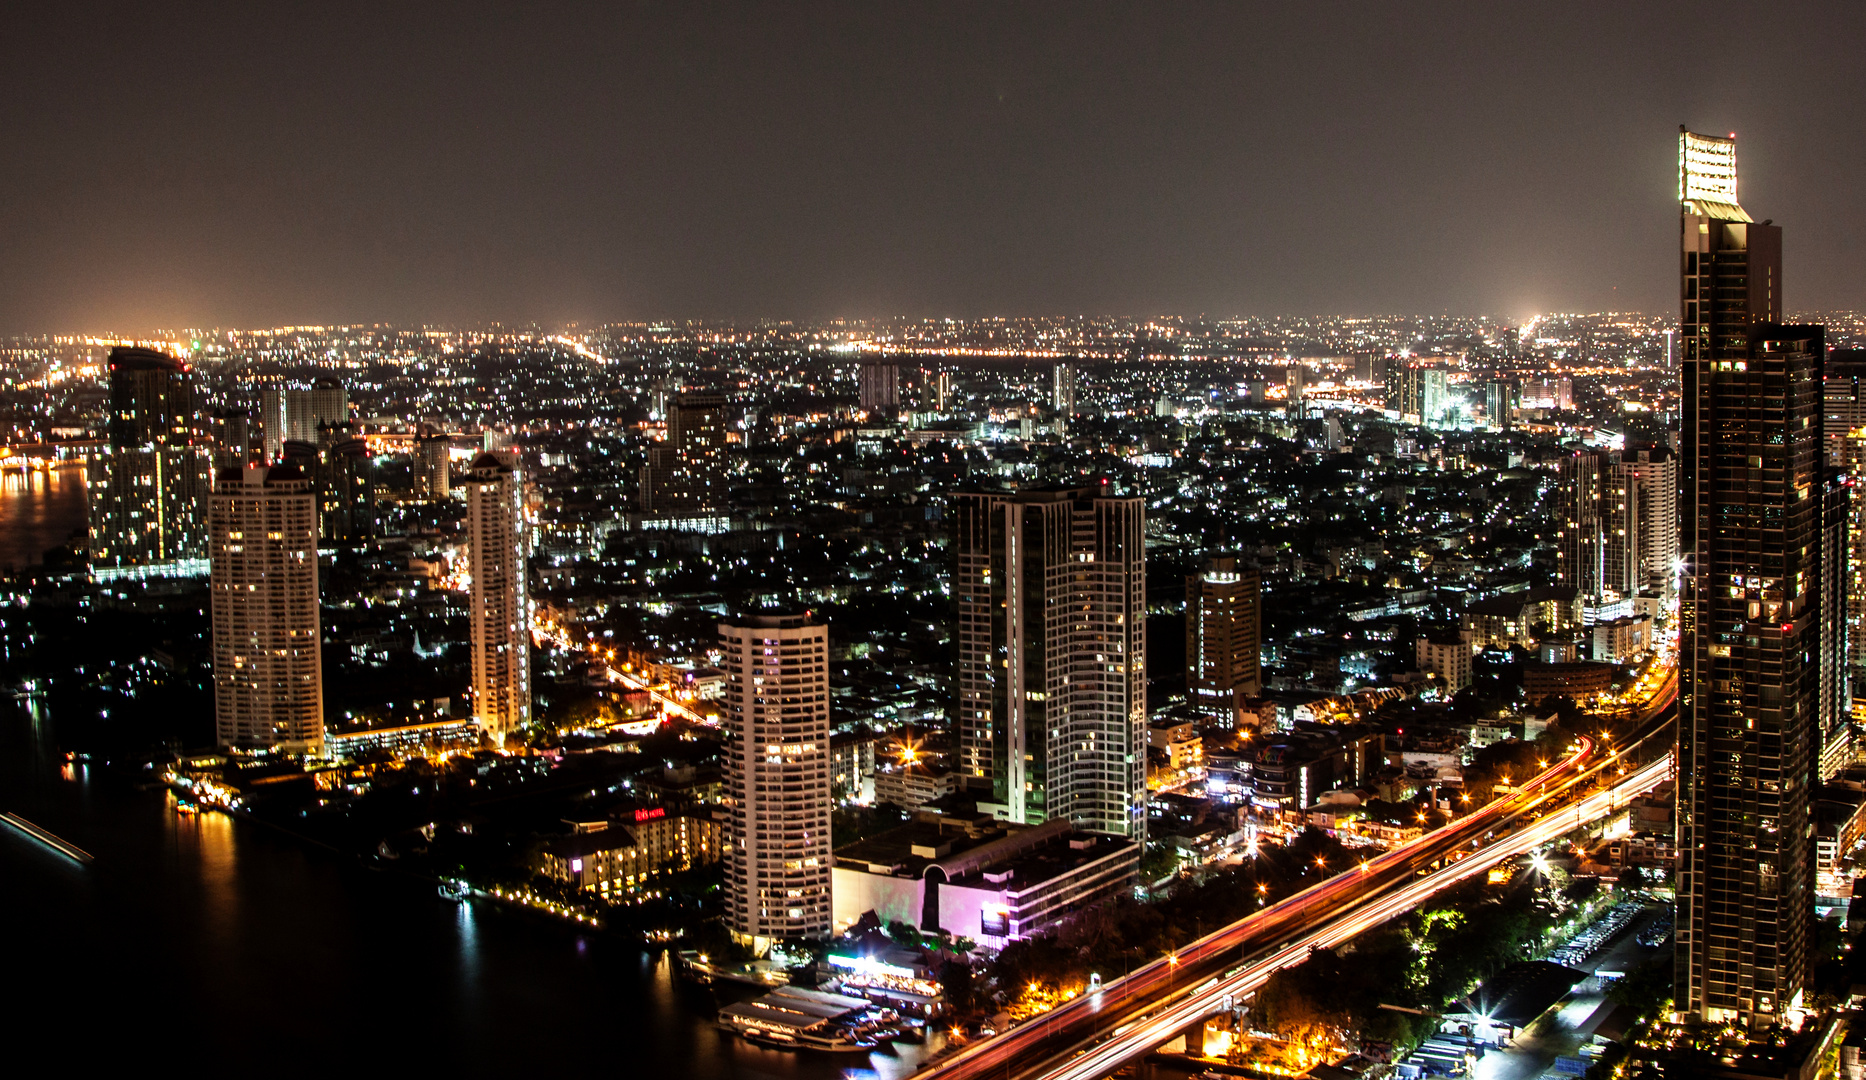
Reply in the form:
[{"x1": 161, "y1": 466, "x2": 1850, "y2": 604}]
[{"x1": 719, "y1": 985, "x2": 897, "y2": 1052}]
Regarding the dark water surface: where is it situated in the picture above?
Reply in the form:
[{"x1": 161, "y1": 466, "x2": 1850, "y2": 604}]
[
  {"x1": 1, "y1": 702, "x2": 938, "y2": 1078},
  {"x1": 0, "y1": 462, "x2": 87, "y2": 569}
]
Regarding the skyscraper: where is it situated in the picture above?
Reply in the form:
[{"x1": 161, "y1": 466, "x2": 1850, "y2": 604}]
[
  {"x1": 719, "y1": 612, "x2": 832, "y2": 947},
  {"x1": 1611, "y1": 447, "x2": 1679, "y2": 608},
  {"x1": 210, "y1": 463, "x2": 323, "y2": 754},
  {"x1": 640, "y1": 391, "x2": 732, "y2": 517},
  {"x1": 416, "y1": 427, "x2": 451, "y2": 499},
  {"x1": 282, "y1": 425, "x2": 376, "y2": 547},
  {"x1": 1557, "y1": 446, "x2": 1678, "y2": 613},
  {"x1": 1053, "y1": 361, "x2": 1077, "y2": 416},
  {"x1": 1556, "y1": 448, "x2": 1612, "y2": 604},
  {"x1": 1386, "y1": 362, "x2": 1426, "y2": 423},
  {"x1": 259, "y1": 386, "x2": 291, "y2": 462},
  {"x1": 464, "y1": 452, "x2": 531, "y2": 744},
  {"x1": 954, "y1": 484, "x2": 1147, "y2": 840},
  {"x1": 207, "y1": 408, "x2": 257, "y2": 473},
  {"x1": 1186, "y1": 557, "x2": 1262, "y2": 721},
  {"x1": 261, "y1": 381, "x2": 349, "y2": 460},
  {"x1": 87, "y1": 346, "x2": 212, "y2": 572},
  {"x1": 857, "y1": 360, "x2": 899, "y2": 412},
  {"x1": 1823, "y1": 352, "x2": 1866, "y2": 694},
  {"x1": 1484, "y1": 381, "x2": 1514, "y2": 430},
  {"x1": 932, "y1": 369, "x2": 954, "y2": 412},
  {"x1": 1675, "y1": 128, "x2": 1836, "y2": 1023}
]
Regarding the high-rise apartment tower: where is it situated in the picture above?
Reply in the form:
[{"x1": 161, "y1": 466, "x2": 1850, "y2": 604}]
[
  {"x1": 1557, "y1": 446, "x2": 1678, "y2": 611},
  {"x1": 210, "y1": 463, "x2": 323, "y2": 754},
  {"x1": 857, "y1": 360, "x2": 899, "y2": 412},
  {"x1": 1053, "y1": 362, "x2": 1077, "y2": 416},
  {"x1": 464, "y1": 452, "x2": 531, "y2": 743},
  {"x1": 720, "y1": 613, "x2": 832, "y2": 947},
  {"x1": 88, "y1": 347, "x2": 212, "y2": 572},
  {"x1": 640, "y1": 391, "x2": 732, "y2": 516},
  {"x1": 1186, "y1": 557, "x2": 1262, "y2": 721},
  {"x1": 954, "y1": 484, "x2": 1147, "y2": 840}
]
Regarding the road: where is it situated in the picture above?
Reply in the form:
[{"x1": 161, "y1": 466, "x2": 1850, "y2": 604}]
[
  {"x1": 918, "y1": 647, "x2": 1680, "y2": 1080},
  {"x1": 1031, "y1": 755, "x2": 1673, "y2": 1080},
  {"x1": 919, "y1": 736, "x2": 1607, "y2": 1080},
  {"x1": 530, "y1": 619, "x2": 712, "y2": 725}
]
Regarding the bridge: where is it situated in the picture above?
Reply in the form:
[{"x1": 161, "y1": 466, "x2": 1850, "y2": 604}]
[{"x1": 918, "y1": 681, "x2": 1677, "y2": 1080}]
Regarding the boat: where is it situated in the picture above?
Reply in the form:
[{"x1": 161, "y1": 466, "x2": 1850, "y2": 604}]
[
  {"x1": 437, "y1": 878, "x2": 471, "y2": 901},
  {"x1": 719, "y1": 985, "x2": 896, "y2": 1052}
]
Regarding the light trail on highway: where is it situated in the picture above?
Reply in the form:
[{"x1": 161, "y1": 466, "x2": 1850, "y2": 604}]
[
  {"x1": 1031, "y1": 755, "x2": 1674, "y2": 1080},
  {"x1": 919, "y1": 736, "x2": 1602, "y2": 1080}
]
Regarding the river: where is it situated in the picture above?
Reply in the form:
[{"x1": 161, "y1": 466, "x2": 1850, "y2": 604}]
[
  {"x1": 0, "y1": 461, "x2": 87, "y2": 570},
  {"x1": 0, "y1": 707, "x2": 942, "y2": 1077}
]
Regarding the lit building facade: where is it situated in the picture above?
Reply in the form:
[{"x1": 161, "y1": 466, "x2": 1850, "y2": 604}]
[
  {"x1": 540, "y1": 809, "x2": 724, "y2": 900},
  {"x1": 416, "y1": 427, "x2": 451, "y2": 499},
  {"x1": 260, "y1": 380, "x2": 349, "y2": 461},
  {"x1": 720, "y1": 613, "x2": 832, "y2": 947},
  {"x1": 87, "y1": 347, "x2": 212, "y2": 573},
  {"x1": 1823, "y1": 352, "x2": 1866, "y2": 692},
  {"x1": 1186, "y1": 556, "x2": 1262, "y2": 719},
  {"x1": 210, "y1": 463, "x2": 323, "y2": 754},
  {"x1": 1052, "y1": 361, "x2": 1077, "y2": 416},
  {"x1": 464, "y1": 452, "x2": 530, "y2": 743},
  {"x1": 640, "y1": 391, "x2": 732, "y2": 516},
  {"x1": 954, "y1": 484, "x2": 1147, "y2": 841},
  {"x1": 1557, "y1": 446, "x2": 1679, "y2": 612},
  {"x1": 1675, "y1": 128, "x2": 1837, "y2": 1023},
  {"x1": 857, "y1": 360, "x2": 899, "y2": 412}
]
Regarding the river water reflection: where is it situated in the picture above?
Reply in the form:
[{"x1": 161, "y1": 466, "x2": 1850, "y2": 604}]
[
  {"x1": 0, "y1": 462, "x2": 87, "y2": 569},
  {"x1": 1, "y1": 703, "x2": 943, "y2": 1078}
]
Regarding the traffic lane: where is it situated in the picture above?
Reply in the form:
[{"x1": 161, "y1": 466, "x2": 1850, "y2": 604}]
[{"x1": 929, "y1": 741, "x2": 1599, "y2": 1079}]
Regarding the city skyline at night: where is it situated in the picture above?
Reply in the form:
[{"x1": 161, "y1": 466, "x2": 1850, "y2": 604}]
[{"x1": 10, "y1": 7, "x2": 1866, "y2": 1079}]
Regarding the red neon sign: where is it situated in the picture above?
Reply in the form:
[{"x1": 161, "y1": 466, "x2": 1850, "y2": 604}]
[{"x1": 633, "y1": 807, "x2": 666, "y2": 823}]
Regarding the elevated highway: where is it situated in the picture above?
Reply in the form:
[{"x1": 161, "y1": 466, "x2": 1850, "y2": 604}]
[{"x1": 920, "y1": 681, "x2": 1679, "y2": 1080}]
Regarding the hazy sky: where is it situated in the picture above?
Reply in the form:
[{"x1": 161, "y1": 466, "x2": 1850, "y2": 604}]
[{"x1": 3, "y1": 2, "x2": 1862, "y2": 333}]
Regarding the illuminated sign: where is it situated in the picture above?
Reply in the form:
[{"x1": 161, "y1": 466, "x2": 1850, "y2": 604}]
[
  {"x1": 1679, "y1": 129, "x2": 1749, "y2": 220},
  {"x1": 633, "y1": 807, "x2": 666, "y2": 823},
  {"x1": 570, "y1": 858, "x2": 582, "y2": 872},
  {"x1": 827, "y1": 954, "x2": 916, "y2": 979}
]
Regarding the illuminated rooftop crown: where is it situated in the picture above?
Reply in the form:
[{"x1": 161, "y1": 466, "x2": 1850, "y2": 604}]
[{"x1": 1679, "y1": 127, "x2": 1751, "y2": 222}]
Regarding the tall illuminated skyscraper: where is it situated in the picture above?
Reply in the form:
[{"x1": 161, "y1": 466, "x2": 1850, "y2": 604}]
[
  {"x1": 464, "y1": 452, "x2": 530, "y2": 743},
  {"x1": 719, "y1": 612, "x2": 831, "y2": 947},
  {"x1": 1052, "y1": 361, "x2": 1077, "y2": 416},
  {"x1": 210, "y1": 463, "x2": 323, "y2": 754},
  {"x1": 1556, "y1": 446, "x2": 1678, "y2": 612},
  {"x1": 1186, "y1": 556, "x2": 1262, "y2": 720},
  {"x1": 639, "y1": 391, "x2": 731, "y2": 517},
  {"x1": 1824, "y1": 352, "x2": 1866, "y2": 695},
  {"x1": 87, "y1": 346, "x2": 212, "y2": 572},
  {"x1": 260, "y1": 380, "x2": 349, "y2": 460},
  {"x1": 1675, "y1": 127, "x2": 1839, "y2": 1023},
  {"x1": 857, "y1": 360, "x2": 899, "y2": 412},
  {"x1": 954, "y1": 484, "x2": 1147, "y2": 840}
]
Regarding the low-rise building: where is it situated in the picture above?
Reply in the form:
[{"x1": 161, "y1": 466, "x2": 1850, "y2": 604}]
[
  {"x1": 1522, "y1": 661, "x2": 1616, "y2": 702},
  {"x1": 874, "y1": 763, "x2": 959, "y2": 810},
  {"x1": 1416, "y1": 632, "x2": 1474, "y2": 692},
  {"x1": 539, "y1": 807, "x2": 724, "y2": 899},
  {"x1": 831, "y1": 728, "x2": 879, "y2": 802},
  {"x1": 1590, "y1": 614, "x2": 1652, "y2": 664},
  {"x1": 831, "y1": 809, "x2": 1138, "y2": 948},
  {"x1": 1602, "y1": 833, "x2": 1676, "y2": 869},
  {"x1": 1816, "y1": 784, "x2": 1866, "y2": 901}
]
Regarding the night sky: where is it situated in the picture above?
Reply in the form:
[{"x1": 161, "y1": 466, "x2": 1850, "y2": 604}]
[{"x1": 3, "y1": 2, "x2": 1862, "y2": 332}]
